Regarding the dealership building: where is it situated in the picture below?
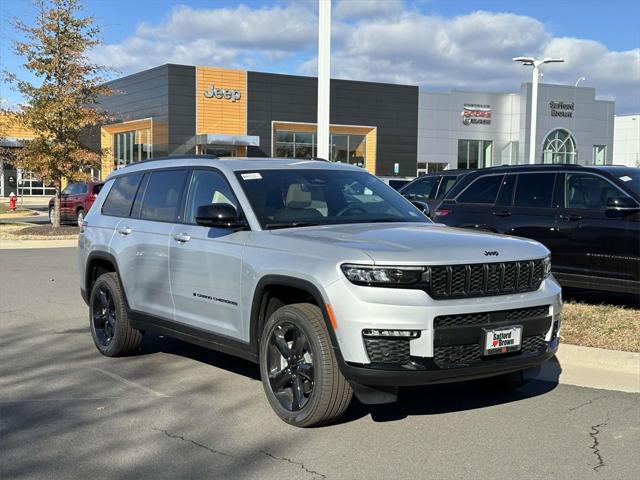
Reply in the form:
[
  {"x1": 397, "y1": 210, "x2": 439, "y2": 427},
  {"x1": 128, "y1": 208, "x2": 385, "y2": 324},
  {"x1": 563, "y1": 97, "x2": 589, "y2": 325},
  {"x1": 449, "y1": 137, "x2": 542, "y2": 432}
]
[{"x1": 0, "y1": 63, "x2": 626, "y2": 196}]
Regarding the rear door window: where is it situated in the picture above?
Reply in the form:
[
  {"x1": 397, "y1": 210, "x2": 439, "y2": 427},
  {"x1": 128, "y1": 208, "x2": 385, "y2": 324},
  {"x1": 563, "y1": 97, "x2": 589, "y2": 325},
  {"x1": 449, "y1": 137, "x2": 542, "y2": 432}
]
[
  {"x1": 401, "y1": 176, "x2": 439, "y2": 201},
  {"x1": 513, "y1": 173, "x2": 555, "y2": 208},
  {"x1": 140, "y1": 169, "x2": 189, "y2": 222},
  {"x1": 457, "y1": 175, "x2": 503, "y2": 204},
  {"x1": 102, "y1": 174, "x2": 143, "y2": 217}
]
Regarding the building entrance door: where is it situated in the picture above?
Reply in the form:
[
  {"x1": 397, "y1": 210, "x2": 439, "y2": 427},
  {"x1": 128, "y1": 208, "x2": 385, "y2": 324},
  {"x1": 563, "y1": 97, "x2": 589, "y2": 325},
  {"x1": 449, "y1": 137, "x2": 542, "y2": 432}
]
[{"x1": 203, "y1": 146, "x2": 236, "y2": 157}]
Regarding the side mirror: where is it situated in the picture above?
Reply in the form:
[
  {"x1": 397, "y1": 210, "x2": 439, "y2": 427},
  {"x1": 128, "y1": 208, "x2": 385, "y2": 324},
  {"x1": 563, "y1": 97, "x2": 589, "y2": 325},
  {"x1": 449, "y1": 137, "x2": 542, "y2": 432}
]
[
  {"x1": 411, "y1": 200, "x2": 430, "y2": 217},
  {"x1": 195, "y1": 203, "x2": 247, "y2": 229},
  {"x1": 606, "y1": 196, "x2": 640, "y2": 212}
]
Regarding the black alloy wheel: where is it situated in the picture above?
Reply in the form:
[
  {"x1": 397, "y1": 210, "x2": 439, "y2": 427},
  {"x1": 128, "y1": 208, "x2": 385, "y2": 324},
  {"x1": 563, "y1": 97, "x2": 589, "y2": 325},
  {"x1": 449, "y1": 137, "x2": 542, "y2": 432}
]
[
  {"x1": 89, "y1": 272, "x2": 143, "y2": 357},
  {"x1": 92, "y1": 287, "x2": 116, "y2": 347},
  {"x1": 266, "y1": 322, "x2": 315, "y2": 411}
]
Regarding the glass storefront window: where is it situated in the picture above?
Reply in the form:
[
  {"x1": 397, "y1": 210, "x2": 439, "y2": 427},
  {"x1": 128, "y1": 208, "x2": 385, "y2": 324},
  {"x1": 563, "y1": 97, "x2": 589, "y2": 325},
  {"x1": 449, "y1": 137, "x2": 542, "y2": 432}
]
[
  {"x1": 273, "y1": 129, "x2": 368, "y2": 167},
  {"x1": 114, "y1": 129, "x2": 152, "y2": 168},
  {"x1": 593, "y1": 145, "x2": 606, "y2": 165},
  {"x1": 542, "y1": 129, "x2": 576, "y2": 164},
  {"x1": 458, "y1": 139, "x2": 492, "y2": 169}
]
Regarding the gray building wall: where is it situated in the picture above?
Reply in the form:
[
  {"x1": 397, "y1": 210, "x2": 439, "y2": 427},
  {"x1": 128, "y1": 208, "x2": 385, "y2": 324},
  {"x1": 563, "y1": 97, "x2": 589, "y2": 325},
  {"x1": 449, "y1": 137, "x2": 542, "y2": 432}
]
[
  {"x1": 97, "y1": 64, "x2": 196, "y2": 157},
  {"x1": 418, "y1": 83, "x2": 614, "y2": 170},
  {"x1": 613, "y1": 115, "x2": 640, "y2": 167},
  {"x1": 247, "y1": 72, "x2": 419, "y2": 176}
]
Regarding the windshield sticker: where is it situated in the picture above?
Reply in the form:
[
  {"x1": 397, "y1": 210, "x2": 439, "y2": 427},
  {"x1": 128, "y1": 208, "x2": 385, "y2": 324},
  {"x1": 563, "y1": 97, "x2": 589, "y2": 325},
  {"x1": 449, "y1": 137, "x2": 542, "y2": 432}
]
[
  {"x1": 620, "y1": 175, "x2": 632, "y2": 182},
  {"x1": 241, "y1": 172, "x2": 262, "y2": 180}
]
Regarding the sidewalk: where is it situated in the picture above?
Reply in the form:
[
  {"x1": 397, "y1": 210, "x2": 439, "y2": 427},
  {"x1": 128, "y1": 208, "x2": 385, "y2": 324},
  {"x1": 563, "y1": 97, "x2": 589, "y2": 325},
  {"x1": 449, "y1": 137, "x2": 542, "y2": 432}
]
[
  {"x1": 538, "y1": 343, "x2": 639, "y2": 393},
  {"x1": 0, "y1": 238, "x2": 77, "y2": 249}
]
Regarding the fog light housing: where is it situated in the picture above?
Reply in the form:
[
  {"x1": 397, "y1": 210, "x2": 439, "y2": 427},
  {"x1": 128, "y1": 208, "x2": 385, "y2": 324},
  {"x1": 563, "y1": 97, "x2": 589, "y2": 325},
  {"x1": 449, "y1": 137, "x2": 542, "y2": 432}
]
[{"x1": 362, "y1": 329, "x2": 420, "y2": 338}]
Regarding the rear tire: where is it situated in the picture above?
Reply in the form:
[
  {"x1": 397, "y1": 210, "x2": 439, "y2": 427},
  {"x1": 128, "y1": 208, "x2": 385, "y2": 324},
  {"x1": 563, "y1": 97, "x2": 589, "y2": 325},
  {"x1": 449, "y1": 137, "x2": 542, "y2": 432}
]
[
  {"x1": 76, "y1": 208, "x2": 85, "y2": 227},
  {"x1": 49, "y1": 207, "x2": 55, "y2": 224},
  {"x1": 259, "y1": 303, "x2": 352, "y2": 427},
  {"x1": 89, "y1": 272, "x2": 143, "y2": 357}
]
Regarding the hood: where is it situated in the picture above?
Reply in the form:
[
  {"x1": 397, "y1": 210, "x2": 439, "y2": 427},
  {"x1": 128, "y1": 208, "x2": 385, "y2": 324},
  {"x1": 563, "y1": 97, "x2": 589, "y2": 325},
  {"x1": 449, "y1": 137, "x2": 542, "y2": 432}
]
[{"x1": 270, "y1": 222, "x2": 549, "y2": 265}]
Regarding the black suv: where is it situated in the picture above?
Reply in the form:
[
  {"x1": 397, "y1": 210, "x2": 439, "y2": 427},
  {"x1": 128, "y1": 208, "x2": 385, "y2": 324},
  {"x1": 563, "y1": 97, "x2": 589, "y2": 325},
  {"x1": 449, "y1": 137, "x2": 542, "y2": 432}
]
[
  {"x1": 435, "y1": 165, "x2": 640, "y2": 294},
  {"x1": 399, "y1": 169, "x2": 468, "y2": 217}
]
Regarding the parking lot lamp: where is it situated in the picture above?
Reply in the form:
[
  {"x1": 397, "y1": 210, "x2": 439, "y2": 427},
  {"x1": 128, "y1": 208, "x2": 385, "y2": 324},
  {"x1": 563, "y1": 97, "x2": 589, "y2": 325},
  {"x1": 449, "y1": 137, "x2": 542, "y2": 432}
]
[
  {"x1": 513, "y1": 56, "x2": 564, "y2": 164},
  {"x1": 317, "y1": 0, "x2": 331, "y2": 160}
]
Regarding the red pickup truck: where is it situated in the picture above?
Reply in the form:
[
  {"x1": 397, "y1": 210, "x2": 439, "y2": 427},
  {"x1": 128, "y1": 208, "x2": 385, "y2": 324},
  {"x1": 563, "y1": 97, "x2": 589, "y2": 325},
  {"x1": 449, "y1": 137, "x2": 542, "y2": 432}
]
[{"x1": 49, "y1": 181, "x2": 104, "y2": 226}]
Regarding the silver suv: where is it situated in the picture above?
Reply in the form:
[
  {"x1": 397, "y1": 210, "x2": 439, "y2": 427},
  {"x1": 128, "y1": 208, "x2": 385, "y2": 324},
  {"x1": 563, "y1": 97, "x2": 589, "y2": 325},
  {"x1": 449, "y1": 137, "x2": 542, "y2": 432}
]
[{"x1": 79, "y1": 156, "x2": 562, "y2": 427}]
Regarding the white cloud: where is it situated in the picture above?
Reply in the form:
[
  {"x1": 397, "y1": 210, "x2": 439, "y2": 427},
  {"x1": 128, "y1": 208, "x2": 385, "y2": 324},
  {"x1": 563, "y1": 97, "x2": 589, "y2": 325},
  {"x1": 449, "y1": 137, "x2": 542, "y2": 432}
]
[{"x1": 92, "y1": 3, "x2": 640, "y2": 113}]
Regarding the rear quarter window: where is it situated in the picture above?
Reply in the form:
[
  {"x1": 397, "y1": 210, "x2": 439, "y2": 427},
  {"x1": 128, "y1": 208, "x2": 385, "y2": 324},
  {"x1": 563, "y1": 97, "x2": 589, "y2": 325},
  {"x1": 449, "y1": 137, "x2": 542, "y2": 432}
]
[
  {"x1": 102, "y1": 174, "x2": 143, "y2": 217},
  {"x1": 457, "y1": 175, "x2": 503, "y2": 204}
]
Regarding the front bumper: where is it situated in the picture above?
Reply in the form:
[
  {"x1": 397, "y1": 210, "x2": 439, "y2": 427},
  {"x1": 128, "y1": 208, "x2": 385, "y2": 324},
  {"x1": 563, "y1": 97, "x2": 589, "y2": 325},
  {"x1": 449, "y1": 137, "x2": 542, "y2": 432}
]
[{"x1": 339, "y1": 338, "x2": 558, "y2": 387}]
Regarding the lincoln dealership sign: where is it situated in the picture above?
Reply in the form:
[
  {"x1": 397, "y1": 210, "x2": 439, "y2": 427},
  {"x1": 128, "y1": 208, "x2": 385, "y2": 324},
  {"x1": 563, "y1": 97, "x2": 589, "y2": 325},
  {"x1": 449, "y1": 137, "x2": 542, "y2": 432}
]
[
  {"x1": 462, "y1": 104, "x2": 491, "y2": 125},
  {"x1": 203, "y1": 84, "x2": 242, "y2": 102},
  {"x1": 549, "y1": 101, "x2": 574, "y2": 118}
]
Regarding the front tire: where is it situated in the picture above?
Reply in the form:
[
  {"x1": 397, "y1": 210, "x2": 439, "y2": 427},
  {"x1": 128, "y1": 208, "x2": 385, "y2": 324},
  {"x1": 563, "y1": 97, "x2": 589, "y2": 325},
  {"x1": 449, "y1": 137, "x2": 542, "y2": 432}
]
[
  {"x1": 49, "y1": 207, "x2": 55, "y2": 224},
  {"x1": 89, "y1": 272, "x2": 143, "y2": 357},
  {"x1": 259, "y1": 303, "x2": 352, "y2": 427}
]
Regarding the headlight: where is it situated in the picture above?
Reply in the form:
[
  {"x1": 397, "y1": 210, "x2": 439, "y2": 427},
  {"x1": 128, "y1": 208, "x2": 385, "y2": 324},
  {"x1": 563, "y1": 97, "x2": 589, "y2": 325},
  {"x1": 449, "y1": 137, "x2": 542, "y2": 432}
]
[
  {"x1": 543, "y1": 255, "x2": 552, "y2": 278},
  {"x1": 341, "y1": 264, "x2": 425, "y2": 286}
]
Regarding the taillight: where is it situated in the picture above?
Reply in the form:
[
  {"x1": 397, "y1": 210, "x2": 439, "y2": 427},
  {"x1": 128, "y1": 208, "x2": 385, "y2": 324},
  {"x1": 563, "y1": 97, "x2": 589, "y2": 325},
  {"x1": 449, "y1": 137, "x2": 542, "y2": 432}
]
[{"x1": 435, "y1": 208, "x2": 450, "y2": 217}]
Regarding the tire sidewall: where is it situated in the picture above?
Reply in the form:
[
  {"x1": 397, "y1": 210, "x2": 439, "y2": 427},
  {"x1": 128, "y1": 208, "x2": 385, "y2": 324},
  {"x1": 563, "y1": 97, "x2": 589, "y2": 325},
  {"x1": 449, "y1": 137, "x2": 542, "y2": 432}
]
[
  {"x1": 89, "y1": 273, "x2": 127, "y2": 356},
  {"x1": 76, "y1": 209, "x2": 84, "y2": 227},
  {"x1": 49, "y1": 207, "x2": 54, "y2": 224},
  {"x1": 259, "y1": 306, "x2": 329, "y2": 426}
]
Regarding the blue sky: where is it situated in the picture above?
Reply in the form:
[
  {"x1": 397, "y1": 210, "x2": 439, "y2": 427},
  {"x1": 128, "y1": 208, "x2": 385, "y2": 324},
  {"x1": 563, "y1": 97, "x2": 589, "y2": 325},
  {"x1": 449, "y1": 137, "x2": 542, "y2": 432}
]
[{"x1": 1, "y1": 0, "x2": 639, "y2": 113}]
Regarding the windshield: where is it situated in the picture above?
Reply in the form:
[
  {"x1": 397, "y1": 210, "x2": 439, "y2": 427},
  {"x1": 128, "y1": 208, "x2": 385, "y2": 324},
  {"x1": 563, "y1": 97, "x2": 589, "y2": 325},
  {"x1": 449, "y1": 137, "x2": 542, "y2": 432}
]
[
  {"x1": 616, "y1": 171, "x2": 640, "y2": 195},
  {"x1": 235, "y1": 169, "x2": 430, "y2": 229}
]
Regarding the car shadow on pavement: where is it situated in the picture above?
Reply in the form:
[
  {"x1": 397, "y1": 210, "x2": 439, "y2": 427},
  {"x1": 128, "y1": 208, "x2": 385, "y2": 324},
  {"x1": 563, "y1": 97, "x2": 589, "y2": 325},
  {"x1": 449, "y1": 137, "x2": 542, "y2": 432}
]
[
  {"x1": 139, "y1": 332, "x2": 262, "y2": 381},
  {"x1": 139, "y1": 331, "x2": 561, "y2": 425},
  {"x1": 563, "y1": 287, "x2": 640, "y2": 308}
]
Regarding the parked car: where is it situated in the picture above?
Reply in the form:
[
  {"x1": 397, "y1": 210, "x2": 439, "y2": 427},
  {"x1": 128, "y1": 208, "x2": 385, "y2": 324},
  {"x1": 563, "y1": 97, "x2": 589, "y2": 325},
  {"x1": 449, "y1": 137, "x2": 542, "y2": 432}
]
[
  {"x1": 377, "y1": 176, "x2": 414, "y2": 190},
  {"x1": 49, "y1": 181, "x2": 104, "y2": 227},
  {"x1": 435, "y1": 164, "x2": 640, "y2": 294},
  {"x1": 399, "y1": 169, "x2": 468, "y2": 217},
  {"x1": 79, "y1": 156, "x2": 561, "y2": 427}
]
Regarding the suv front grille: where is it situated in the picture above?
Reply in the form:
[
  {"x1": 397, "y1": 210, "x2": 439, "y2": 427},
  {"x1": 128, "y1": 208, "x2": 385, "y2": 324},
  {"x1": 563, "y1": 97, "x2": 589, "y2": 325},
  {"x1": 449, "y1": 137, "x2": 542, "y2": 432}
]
[
  {"x1": 428, "y1": 259, "x2": 545, "y2": 299},
  {"x1": 433, "y1": 305, "x2": 550, "y2": 328},
  {"x1": 434, "y1": 334, "x2": 547, "y2": 368}
]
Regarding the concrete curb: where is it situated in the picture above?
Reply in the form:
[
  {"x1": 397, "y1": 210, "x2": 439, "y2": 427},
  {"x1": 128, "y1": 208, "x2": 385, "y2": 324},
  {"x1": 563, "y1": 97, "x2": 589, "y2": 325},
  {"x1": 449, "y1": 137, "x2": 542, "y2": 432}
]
[
  {"x1": 538, "y1": 343, "x2": 640, "y2": 393},
  {"x1": 0, "y1": 239, "x2": 78, "y2": 249}
]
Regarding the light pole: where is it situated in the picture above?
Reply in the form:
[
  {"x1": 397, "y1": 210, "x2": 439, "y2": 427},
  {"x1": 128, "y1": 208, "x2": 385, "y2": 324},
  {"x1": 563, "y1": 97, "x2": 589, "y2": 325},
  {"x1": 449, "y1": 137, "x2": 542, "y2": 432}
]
[
  {"x1": 316, "y1": 0, "x2": 331, "y2": 160},
  {"x1": 575, "y1": 76, "x2": 586, "y2": 87},
  {"x1": 513, "y1": 56, "x2": 564, "y2": 164}
]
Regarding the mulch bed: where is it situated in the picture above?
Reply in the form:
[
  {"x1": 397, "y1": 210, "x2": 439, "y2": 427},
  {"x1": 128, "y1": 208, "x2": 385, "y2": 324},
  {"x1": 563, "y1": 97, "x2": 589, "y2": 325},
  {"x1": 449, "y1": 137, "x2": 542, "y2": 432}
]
[{"x1": 15, "y1": 225, "x2": 79, "y2": 237}]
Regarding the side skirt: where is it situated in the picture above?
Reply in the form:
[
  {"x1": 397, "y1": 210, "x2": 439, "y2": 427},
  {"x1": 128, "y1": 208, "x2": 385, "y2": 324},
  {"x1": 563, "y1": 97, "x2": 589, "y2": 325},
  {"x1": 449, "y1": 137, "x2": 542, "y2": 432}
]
[
  {"x1": 554, "y1": 272, "x2": 640, "y2": 294},
  {"x1": 128, "y1": 310, "x2": 258, "y2": 363}
]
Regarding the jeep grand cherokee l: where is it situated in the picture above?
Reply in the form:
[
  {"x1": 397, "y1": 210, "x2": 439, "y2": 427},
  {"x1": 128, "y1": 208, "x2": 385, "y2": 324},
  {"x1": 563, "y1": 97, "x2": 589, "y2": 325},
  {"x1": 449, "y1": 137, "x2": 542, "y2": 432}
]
[
  {"x1": 79, "y1": 156, "x2": 562, "y2": 427},
  {"x1": 434, "y1": 165, "x2": 640, "y2": 294}
]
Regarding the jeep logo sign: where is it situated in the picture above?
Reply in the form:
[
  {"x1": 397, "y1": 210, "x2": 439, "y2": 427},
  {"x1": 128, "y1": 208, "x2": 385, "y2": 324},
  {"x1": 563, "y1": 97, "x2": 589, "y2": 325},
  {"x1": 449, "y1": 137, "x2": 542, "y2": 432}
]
[{"x1": 203, "y1": 84, "x2": 242, "y2": 102}]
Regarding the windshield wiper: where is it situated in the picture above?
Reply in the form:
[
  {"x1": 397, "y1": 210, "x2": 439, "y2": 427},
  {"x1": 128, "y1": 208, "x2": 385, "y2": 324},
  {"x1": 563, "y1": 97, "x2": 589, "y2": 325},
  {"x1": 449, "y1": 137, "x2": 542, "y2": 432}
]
[{"x1": 264, "y1": 221, "x2": 323, "y2": 230}]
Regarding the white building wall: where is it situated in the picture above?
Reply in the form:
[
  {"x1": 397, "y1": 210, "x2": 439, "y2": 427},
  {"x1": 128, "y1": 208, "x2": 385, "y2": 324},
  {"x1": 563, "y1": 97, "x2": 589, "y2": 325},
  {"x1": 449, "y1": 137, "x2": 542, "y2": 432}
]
[{"x1": 613, "y1": 115, "x2": 640, "y2": 167}]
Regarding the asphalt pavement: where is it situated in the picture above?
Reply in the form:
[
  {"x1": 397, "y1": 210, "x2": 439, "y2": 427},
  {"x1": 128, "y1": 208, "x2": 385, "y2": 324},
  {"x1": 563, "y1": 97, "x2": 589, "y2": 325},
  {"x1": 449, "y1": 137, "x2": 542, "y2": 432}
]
[{"x1": 1, "y1": 248, "x2": 638, "y2": 480}]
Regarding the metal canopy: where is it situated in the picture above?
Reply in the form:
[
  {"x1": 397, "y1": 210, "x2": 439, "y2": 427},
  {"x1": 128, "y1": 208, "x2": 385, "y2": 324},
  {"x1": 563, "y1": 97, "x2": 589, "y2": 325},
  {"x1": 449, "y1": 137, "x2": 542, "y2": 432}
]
[{"x1": 195, "y1": 133, "x2": 260, "y2": 147}]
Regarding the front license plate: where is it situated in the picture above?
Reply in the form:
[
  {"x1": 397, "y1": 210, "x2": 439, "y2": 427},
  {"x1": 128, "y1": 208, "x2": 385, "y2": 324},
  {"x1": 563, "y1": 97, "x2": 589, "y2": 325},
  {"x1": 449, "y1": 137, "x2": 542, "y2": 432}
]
[{"x1": 483, "y1": 325, "x2": 522, "y2": 356}]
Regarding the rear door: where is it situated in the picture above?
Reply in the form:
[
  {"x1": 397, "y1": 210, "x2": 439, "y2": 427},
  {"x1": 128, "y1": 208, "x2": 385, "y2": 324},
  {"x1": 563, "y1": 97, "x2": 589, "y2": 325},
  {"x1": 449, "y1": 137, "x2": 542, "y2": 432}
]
[
  {"x1": 442, "y1": 173, "x2": 503, "y2": 230},
  {"x1": 489, "y1": 172, "x2": 562, "y2": 262},
  {"x1": 559, "y1": 171, "x2": 640, "y2": 283},
  {"x1": 60, "y1": 184, "x2": 74, "y2": 221},
  {"x1": 169, "y1": 169, "x2": 249, "y2": 338}
]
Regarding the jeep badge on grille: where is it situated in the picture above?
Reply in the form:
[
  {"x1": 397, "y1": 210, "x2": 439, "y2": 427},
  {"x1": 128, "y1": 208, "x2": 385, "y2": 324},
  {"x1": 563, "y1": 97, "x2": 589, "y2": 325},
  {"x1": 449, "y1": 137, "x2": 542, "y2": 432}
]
[{"x1": 484, "y1": 251, "x2": 499, "y2": 256}]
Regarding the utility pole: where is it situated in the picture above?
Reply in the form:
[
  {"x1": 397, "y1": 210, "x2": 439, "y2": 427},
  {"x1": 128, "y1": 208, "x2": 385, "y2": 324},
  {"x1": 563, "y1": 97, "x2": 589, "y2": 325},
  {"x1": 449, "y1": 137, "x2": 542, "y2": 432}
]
[
  {"x1": 316, "y1": 0, "x2": 331, "y2": 160},
  {"x1": 513, "y1": 57, "x2": 564, "y2": 164}
]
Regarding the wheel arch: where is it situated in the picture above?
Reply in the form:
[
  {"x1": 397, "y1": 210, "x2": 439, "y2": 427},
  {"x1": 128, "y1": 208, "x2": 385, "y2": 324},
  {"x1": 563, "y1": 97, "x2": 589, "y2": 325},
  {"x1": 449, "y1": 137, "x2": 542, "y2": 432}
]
[
  {"x1": 84, "y1": 251, "x2": 130, "y2": 310},
  {"x1": 249, "y1": 275, "x2": 341, "y2": 357}
]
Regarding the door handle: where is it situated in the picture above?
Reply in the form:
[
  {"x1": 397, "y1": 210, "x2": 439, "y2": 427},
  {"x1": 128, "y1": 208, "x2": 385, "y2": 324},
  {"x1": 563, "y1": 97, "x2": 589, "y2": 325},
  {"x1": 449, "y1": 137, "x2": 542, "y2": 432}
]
[
  {"x1": 117, "y1": 227, "x2": 132, "y2": 236},
  {"x1": 492, "y1": 210, "x2": 512, "y2": 217},
  {"x1": 173, "y1": 233, "x2": 191, "y2": 243}
]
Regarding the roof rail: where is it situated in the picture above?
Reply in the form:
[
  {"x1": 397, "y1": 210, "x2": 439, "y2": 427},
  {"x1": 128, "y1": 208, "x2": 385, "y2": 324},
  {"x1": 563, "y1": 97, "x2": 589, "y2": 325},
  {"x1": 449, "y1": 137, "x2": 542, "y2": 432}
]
[{"x1": 121, "y1": 154, "x2": 218, "y2": 168}]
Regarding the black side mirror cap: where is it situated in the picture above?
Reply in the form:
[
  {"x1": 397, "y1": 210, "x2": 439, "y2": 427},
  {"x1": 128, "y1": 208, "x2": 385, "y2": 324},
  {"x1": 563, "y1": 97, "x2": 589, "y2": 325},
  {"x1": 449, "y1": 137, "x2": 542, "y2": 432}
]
[
  {"x1": 410, "y1": 200, "x2": 430, "y2": 217},
  {"x1": 195, "y1": 203, "x2": 248, "y2": 229},
  {"x1": 606, "y1": 196, "x2": 640, "y2": 212}
]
